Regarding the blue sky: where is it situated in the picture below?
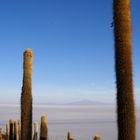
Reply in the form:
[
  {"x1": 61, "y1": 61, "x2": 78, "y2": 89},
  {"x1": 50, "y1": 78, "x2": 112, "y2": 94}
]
[{"x1": 0, "y1": 0, "x2": 140, "y2": 105}]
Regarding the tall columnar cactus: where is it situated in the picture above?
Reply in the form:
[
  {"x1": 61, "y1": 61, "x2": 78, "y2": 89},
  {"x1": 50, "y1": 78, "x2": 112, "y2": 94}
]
[
  {"x1": 33, "y1": 122, "x2": 38, "y2": 140},
  {"x1": 9, "y1": 120, "x2": 14, "y2": 140},
  {"x1": 5, "y1": 123, "x2": 9, "y2": 140},
  {"x1": 21, "y1": 49, "x2": 33, "y2": 140},
  {"x1": 113, "y1": 0, "x2": 136, "y2": 140},
  {"x1": 0, "y1": 128, "x2": 2, "y2": 140},
  {"x1": 67, "y1": 131, "x2": 70, "y2": 140},
  {"x1": 40, "y1": 116, "x2": 48, "y2": 140},
  {"x1": 93, "y1": 135, "x2": 100, "y2": 140},
  {"x1": 14, "y1": 121, "x2": 19, "y2": 140},
  {"x1": 18, "y1": 120, "x2": 21, "y2": 140},
  {"x1": 67, "y1": 132, "x2": 74, "y2": 140}
]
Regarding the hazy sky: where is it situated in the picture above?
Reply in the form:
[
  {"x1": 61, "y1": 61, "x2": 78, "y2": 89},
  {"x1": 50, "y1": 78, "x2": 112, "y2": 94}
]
[{"x1": 0, "y1": 0, "x2": 140, "y2": 104}]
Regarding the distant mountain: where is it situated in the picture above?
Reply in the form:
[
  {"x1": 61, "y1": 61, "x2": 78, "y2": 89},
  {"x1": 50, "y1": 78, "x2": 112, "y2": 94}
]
[
  {"x1": 65, "y1": 99, "x2": 108, "y2": 105},
  {"x1": 0, "y1": 100, "x2": 112, "y2": 106},
  {"x1": 33, "y1": 99, "x2": 112, "y2": 106}
]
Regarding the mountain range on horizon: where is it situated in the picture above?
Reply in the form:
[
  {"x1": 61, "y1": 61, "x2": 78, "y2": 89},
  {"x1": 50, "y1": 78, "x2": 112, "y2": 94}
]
[
  {"x1": 0, "y1": 99, "x2": 112, "y2": 106},
  {"x1": 34, "y1": 99, "x2": 112, "y2": 106},
  {"x1": 65, "y1": 99, "x2": 108, "y2": 105}
]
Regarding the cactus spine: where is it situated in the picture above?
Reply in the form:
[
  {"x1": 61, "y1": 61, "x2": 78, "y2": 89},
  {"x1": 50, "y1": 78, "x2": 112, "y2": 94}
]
[
  {"x1": 40, "y1": 116, "x2": 48, "y2": 140},
  {"x1": 21, "y1": 49, "x2": 33, "y2": 140},
  {"x1": 113, "y1": 0, "x2": 136, "y2": 140}
]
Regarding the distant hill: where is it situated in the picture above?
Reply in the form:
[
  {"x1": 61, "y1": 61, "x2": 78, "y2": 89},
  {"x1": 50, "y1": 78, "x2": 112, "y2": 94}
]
[
  {"x1": 65, "y1": 99, "x2": 108, "y2": 105},
  {"x1": 0, "y1": 100, "x2": 112, "y2": 106},
  {"x1": 33, "y1": 99, "x2": 112, "y2": 106}
]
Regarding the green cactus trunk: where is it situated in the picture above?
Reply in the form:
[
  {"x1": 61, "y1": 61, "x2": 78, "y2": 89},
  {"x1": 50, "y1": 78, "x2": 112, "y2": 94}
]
[
  {"x1": 40, "y1": 116, "x2": 48, "y2": 140},
  {"x1": 21, "y1": 49, "x2": 33, "y2": 140},
  {"x1": 113, "y1": 0, "x2": 136, "y2": 140}
]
